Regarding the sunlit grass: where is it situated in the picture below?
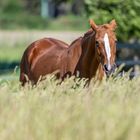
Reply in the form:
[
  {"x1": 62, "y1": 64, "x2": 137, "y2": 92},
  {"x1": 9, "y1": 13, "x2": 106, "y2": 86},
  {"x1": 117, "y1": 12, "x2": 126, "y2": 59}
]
[
  {"x1": 0, "y1": 75, "x2": 140, "y2": 140},
  {"x1": 0, "y1": 31, "x2": 140, "y2": 140}
]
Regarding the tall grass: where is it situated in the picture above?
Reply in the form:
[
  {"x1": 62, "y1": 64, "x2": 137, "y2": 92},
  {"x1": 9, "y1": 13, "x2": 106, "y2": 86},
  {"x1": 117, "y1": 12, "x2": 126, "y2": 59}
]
[
  {"x1": 0, "y1": 75, "x2": 140, "y2": 140},
  {"x1": 0, "y1": 31, "x2": 140, "y2": 140}
]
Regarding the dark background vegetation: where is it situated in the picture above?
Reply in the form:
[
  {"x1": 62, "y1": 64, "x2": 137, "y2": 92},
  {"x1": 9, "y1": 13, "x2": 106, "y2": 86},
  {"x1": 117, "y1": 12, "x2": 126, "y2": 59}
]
[{"x1": 0, "y1": 0, "x2": 140, "y2": 42}]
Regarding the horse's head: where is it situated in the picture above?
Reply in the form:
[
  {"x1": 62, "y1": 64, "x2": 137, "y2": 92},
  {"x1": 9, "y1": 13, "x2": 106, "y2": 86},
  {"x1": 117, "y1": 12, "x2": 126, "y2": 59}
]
[{"x1": 89, "y1": 19, "x2": 117, "y2": 77}]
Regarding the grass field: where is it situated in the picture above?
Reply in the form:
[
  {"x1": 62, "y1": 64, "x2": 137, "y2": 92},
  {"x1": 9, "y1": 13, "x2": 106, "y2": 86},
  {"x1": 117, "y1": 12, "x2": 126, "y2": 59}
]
[
  {"x1": 0, "y1": 75, "x2": 140, "y2": 140},
  {"x1": 0, "y1": 30, "x2": 83, "y2": 62},
  {"x1": 0, "y1": 31, "x2": 140, "y2": 140}
]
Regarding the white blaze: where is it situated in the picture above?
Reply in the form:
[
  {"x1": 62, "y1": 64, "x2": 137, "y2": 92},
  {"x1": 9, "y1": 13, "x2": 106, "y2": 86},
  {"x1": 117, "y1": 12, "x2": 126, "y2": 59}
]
[{"x1": 103, "y1": 33, "x2": 111, "y2": 70}]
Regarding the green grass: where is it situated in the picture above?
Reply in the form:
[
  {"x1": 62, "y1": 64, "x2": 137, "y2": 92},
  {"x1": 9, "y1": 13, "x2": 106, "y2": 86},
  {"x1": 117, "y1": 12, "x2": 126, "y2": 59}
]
[
  {"x1": 0, "y1": 39, "x2": 27, "y2": 73},
  {"x1": 47, "y1": 15, "x2": 88, "y2": 31},
  {"x1": 0, "y1": 12, "x2": 48, "y2": 30},
  {"x1": 0, "y1": 75, "x2": 140, "y2": 140},
  {"x1": 0, "y1": 41, "x2": 25, "y2": 72},
  {"x1": 0, "y1": 12, "x2": 88, "y2": 31},
  {"x1": 0, "y1": 44, "x2": 24, "y2": 62}
]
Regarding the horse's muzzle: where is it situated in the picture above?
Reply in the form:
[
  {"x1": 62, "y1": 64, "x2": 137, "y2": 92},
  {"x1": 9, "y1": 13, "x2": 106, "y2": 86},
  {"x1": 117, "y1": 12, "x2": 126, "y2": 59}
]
[{"x1": 104, "y1": 63, "x2": 117, "y2": 77}]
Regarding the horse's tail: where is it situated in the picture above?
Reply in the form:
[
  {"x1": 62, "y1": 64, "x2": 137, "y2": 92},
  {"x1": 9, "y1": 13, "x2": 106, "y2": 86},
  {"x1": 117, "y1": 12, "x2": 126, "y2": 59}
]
[{"x1": 19, "y1": 51, "x2": 31, "y2": 86}]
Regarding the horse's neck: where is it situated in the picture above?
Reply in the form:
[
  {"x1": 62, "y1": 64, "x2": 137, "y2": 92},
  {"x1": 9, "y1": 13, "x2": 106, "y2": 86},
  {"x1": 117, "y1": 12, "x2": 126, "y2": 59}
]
[
  {"x1": 77, "y1": 32, "x2": 101, "y2": 79},
  {"x1": 66, "y1": 37, "x2": 82, "y2": 74}
]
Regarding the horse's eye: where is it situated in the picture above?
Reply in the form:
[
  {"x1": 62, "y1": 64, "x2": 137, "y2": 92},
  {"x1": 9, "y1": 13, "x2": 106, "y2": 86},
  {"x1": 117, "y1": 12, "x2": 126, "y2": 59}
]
[{"x1": 96, "y1": 41, "x2": 99, "y2": 47}]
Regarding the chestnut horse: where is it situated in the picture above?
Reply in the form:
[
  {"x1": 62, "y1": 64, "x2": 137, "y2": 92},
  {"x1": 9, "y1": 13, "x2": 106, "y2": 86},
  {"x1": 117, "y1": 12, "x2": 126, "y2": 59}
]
[
  {"x1": 20, "y1": 19, "x2": 117, "y2": 86},
  {"x1": 70, "y1": 19, "x2": 117, "y2": 80},
  {"x1": 20, "y1": 38, "x2": 69, "y2": 86}
]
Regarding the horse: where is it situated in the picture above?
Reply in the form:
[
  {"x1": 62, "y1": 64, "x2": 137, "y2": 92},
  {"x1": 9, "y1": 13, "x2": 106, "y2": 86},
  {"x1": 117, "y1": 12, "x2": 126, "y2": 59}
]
[
  {"x1": 20, "y1": 19, "x2": 117, "y2": 86},
  {"x1": 66, "y1": 19, "x2": 117, "y2": 81},
  {"x1": 19, "y1": 38, "x2": 69, "y2": 86}
]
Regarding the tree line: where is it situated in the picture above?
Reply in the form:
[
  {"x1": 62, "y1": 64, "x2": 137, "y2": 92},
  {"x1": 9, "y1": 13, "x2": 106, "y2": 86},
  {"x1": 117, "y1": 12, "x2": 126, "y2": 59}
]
[{"x1": 0, "y1": 0, "x2": 139, "y2": 42}]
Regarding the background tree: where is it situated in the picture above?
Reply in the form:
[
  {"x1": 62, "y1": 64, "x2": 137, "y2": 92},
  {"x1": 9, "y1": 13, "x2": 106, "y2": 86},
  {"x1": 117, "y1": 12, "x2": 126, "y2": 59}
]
[
  {"x1": 24, "y1": 0, "x2": 40, "y2": 14},
  {"x1": 84, "y1": 0, "x2": 140, "y2": 42},
  {"x1": 0, "y1": 0, "x2": 24, "y2": 13}
]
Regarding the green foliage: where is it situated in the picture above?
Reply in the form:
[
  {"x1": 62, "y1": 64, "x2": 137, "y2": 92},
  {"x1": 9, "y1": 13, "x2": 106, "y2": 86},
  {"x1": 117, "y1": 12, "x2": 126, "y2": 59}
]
[
  {"x1": 0, "y1": 12, "x2": 48, "y2": 29},
  {"x1": 0, "y1": 0, "x2": 87, "y2": 30},
  {"x1": 0, "y1": 0, "x2": 48, "y2": 29},
  {"x1": 0, "y1": 13, "x2": 88, "y2": 30},
  {"x1": 0, "y1": 0, "x2": 24, "y2": 13},
  {"x1": 84, "y1": 0, "x2": 140, "y2": 42},
  {"x1": 0, "y1": 75, "x2": 140, "y2": 139},
  {"x1": 52, "y1": 0, "x2": 74, "y2": 4},
  {"x1": 47, "y1": 15, "x2": 88, "y2": 31}
]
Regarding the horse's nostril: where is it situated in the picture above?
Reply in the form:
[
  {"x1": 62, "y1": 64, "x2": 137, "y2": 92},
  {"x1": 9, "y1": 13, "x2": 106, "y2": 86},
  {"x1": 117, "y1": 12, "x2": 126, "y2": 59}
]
[{"x1": 104, "y1": 64, "x2": 108, "y2": 71}]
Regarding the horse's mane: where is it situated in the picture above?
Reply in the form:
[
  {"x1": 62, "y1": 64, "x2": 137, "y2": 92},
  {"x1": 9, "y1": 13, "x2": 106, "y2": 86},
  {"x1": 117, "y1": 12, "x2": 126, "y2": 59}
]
[
  {"x1": 84, "y1": 28, "x2": 94, "y2": 37},
  {"x1": 68, "y1": 28, "x2": 95, "y2": 51},
  {"x1": 83, "y1": 28, "x2": 96, "y2": 40},
  {"x1": 69, "y1": 37, "x2": 82, "y2": 48}
]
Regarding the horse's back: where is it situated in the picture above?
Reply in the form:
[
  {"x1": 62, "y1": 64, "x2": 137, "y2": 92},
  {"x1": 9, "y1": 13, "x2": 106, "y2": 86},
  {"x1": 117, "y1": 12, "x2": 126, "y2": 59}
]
[{"x1": 20, "y1": 38, "x2": 69, "y2": 85}]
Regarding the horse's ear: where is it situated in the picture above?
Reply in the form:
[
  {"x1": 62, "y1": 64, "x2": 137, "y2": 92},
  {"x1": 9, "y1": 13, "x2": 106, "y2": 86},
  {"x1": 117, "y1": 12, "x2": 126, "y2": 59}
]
[
  {"x1": 109, "y1": 19, "x2": 117, "y2": 31},
  {"x1": 89, "y1": 19, "x2": 98, "y2": 31}
]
